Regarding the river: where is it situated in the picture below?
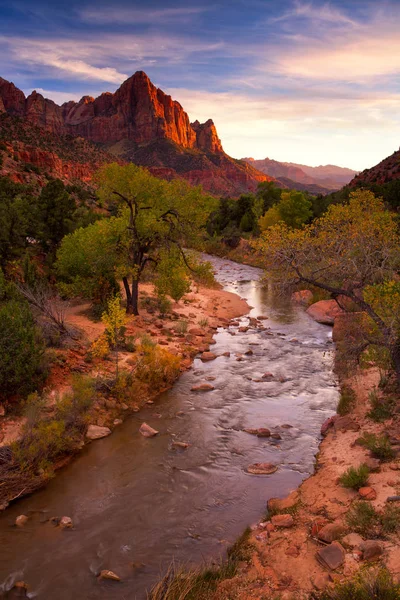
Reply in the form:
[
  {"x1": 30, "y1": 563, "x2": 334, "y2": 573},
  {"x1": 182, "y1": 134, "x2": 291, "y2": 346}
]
[{"x1": 0, "y1": 255, "x2": 338, "y2": 599}]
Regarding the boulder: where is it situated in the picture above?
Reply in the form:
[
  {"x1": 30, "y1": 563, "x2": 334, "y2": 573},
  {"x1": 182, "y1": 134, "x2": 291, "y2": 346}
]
[
  {"x1": 200, "y1": 352, "x2": 217, "y2": 362},
  {"x1": 267, "y1": 491, "x2": 299, "y2": 513},
  {"x1": 246, "y1": 462, "x2": 278, "y2": 475},
  {"x1": 316, "y1": 542, "x2": 346, "y2": 570},
  {"x1": 98, "y1": 570, "x2": 121, "y2": 581},
  {"x1": 318, "y1": 522, "x2": 346, "y2": 543},
  {"x1": 86, "y1": 425, "x2": 111, "y2": 440},
  {"x1": 342, "y1": 533, "x2": 364, "y2": 549},
  {"x1": 59, "y1": 516, "x2": 73, "y2": 529},
  {"x1": 15, "y1": 515, "x2": 28, "y2": 527},
  {"x1": 291, "y1": 290, "x2": 313, "y2": 305},
  {"x1": 139, "y1": 423, "x2": 159, "y2": 438},
  {"x1": 189, "y1": 328, "x2": 205, "y2": 337},
  {"x1": 306, "y1": 300, "x2": 344, "y2": 325},
  {"x1": 360, "y1": 540, "x2": 383, "y2": 561},
  {"x1": 333, "y1": 415, "x2": 360, "y2": 432},
  {"x1": 190, "y1": 383, "x2": 215, "y2": 392},
  {"x1": 271, "y1": 514, "x2": 294, "y2": 528},
  {"x1": 312, "y1": 573, "x2": 332, "y2": 591},
  {"x1": 321, "y1": 415, "x2": 337, "y2": 436}
]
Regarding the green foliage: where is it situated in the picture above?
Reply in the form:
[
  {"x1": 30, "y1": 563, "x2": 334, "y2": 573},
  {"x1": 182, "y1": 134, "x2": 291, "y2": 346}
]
[
  {"x1": 35, "y1": 179, "x2": 76, "y2": 251},
  {"x1": 337, "y1": 385, "x2": 356, "y2": 416},
  {"x1": 339, "y1": 464, "x2": 370, "y2": 490},
  {"x1": 367, "y1": 388, "x2": 396, "y2": 422},
  {"x1": 55, "y1": 375, "x2": 94, "y2": 429},
  {"x1": 319, "y1": 568, "x2": 400, "y2": 600},
  {"x1": 346, "y1": 501, "x2": 380, "y2": 536},
  {"x1": 358, "y1": 432, "x2": 395, "y2": 461},
  {"x1": 380, "y1": 504, "x2": 400, "y2": 534},
  {"x1": 155, "y1": 250, "x2": 191, "y2": 302},
  {"x1": 259, "y1": 190, "x2": 312, "y2": 230},
  {"x1": 157, "y1": 294, "x2": 172, "y2": 316},
  {"x1": 0, "y1": 298, "x2": 47, "y2": 400},
  {"x1": 175, "y1": 320, "x2": 189, "y2": 335},
  {"x1": 0, "y1": 176, "x2": 35, "y2": 267}
]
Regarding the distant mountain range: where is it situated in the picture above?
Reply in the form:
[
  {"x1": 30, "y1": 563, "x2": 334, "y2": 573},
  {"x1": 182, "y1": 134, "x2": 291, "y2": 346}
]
[
  {"x1": 243, "y1": 157, "x2": 358, "y2": 194},
  {"x1": 0, "y1": 72, "x2": 271, "y2": 196}
]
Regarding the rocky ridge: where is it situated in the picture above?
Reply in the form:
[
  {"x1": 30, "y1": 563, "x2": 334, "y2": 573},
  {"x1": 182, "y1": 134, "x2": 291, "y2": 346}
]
[{"x1": 0, "y1": 72, "x2": 271, "y2": 196}]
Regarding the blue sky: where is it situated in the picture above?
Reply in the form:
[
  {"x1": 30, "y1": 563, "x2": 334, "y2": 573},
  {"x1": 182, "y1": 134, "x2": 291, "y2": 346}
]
[{"x1": 1, "y1": 0, "x2": 400, "y2": 170}]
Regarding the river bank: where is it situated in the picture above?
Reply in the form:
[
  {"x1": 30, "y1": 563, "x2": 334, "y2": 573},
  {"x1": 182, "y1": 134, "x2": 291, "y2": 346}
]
[{"x1": 0, "y1": 279, "x2": 249, "y2": 511}]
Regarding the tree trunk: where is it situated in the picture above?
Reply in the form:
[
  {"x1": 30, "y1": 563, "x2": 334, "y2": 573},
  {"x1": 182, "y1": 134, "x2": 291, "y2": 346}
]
[
  {"x1": 128, "y1": 276, "x2": 139, "y2": 316},
  {"x1": 122, "y1": 277, "x2": 132, "y2": 311},
  {"x1": 391, "y1": 340, "x2": 400, "y2": 387}
]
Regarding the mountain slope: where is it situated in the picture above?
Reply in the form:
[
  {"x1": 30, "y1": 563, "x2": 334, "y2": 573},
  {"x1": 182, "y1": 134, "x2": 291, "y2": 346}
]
[
  {"x1": 243, "y1": 157, "x2": 357, "y2": 193},
  {"x1": 349, "y1": 148, "x2": 400, "y2": 187},
  {"x1": 0, "y1": 73, "x2": 271, "y2": 196}
]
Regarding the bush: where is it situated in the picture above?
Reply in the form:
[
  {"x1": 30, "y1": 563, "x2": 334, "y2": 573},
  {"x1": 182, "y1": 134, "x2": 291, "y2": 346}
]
[
  {"x1": 346, "y1": 501, "x2": 380, "y2": 536},
  {"x1": 175, "y1": 320, "x2": 188, "y2": 335},
  {"x1": 339, "y1": 464, "x2": 370, "y2": 490},
  {"x1": 358, "y1": 433, "x2": 395, "y2": 461},
  {"x1": 136, "y1": 344, "x2": 181, "y2": 388},
  {"x1": 367, "y1": 389, "x2": 395, "y2": 422},
  {"x1": 319, "y1": 568, "x2": 400, "y2": 600},
  {"x1": 0, "y1": 299, "x2": 47, "y2": 400},
  {"x1": 337, "y1": 385, "x2": 356, "y2": 416},
  {"x1": 55, "y1": 375, "x2": 94, "y2": 430},
  {"x1": 381, "y1": 504, "x2": 400, "y2": 534}
]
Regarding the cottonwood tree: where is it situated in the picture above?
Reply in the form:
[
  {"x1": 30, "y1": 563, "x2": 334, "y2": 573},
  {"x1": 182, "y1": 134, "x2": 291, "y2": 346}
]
[
  {"x1": 254, "y1": 190, "x2": 400, "y2": 383},
  {"x1": 57, "y1": 164, "x2": 213, "y2": 314}
]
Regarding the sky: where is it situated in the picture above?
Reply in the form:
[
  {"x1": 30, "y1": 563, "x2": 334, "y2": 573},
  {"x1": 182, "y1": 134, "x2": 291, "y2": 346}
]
[{"x1": 0, "y1": 0, "x2": 400, "y2": 171}]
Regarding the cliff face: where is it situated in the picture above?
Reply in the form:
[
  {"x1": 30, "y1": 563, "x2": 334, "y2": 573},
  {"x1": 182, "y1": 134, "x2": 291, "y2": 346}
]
[{"x1": 0, "y1": 71, "x2": 272, "y2": 196}]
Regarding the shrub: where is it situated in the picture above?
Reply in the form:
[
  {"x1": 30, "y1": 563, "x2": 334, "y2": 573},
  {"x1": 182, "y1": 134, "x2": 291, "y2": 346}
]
[
  {"x1": 339, "y1": 464, "x2": 370, "y2": 490},
  {"x1": 337, "y1": 385, "x2": 356, "y2": 416},
  {"x1": 158, "y1": 294, "x2": 172, "y2": 317},
  {"x1": 358, "y1": 432, "x2": 395, "y2": 461},
  {"x1": 55, "y1": 375, "x2": 94, "y2": 430},
  {"x1": 381, "y1": 504, "x2": 400, "y2": 534},
  {"x1": 198, "y1": 318, "x2": 209, "y2": 328},
  {"x1": 0, "y1": 299, "x2": 47, "y2": 400},
  {"x1": 175, "y1": 320, "x2": 189, "y2": 335},
  {"x1": 136, "y1": 344, "x2": 181, "y2": 388},
  {"x1": 319, "y1": 568, "x2": 400, "y2": 600},
  {"x1": 367, "y1": 389, "x2": 395, "y2": 422},
  {"x1": 346, "y1": 501, "x2": 380, "y2": 536}
]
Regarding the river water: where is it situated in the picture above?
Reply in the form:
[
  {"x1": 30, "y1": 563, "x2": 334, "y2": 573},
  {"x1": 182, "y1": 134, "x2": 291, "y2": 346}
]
[{"x1": 0, "y1": 256, "x2": 338, "y2": 599}]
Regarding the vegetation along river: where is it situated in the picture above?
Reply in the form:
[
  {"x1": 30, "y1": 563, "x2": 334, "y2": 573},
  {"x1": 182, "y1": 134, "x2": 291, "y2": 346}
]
[{"x1": 0, "y1": 255, "x2": 339, "y2": 599}]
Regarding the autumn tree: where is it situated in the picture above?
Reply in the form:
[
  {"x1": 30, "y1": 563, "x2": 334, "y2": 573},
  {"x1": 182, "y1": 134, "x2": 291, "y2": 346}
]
[
  {"x1": 258, "y1": 190, "x2": 312, "y2": 231},
  {"x1": 57, "y1": 164, "x2": 213, "y2": 314},
  {"x1": 254, "y1": 190, "x2": 400, "y2": 383}
]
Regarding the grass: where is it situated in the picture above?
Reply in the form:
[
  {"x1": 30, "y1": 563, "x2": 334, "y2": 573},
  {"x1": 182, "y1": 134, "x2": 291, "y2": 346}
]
[
  {"x1": 337, "y1": 385, "x2": 357, "y2": 416},
  {"x1": 346, "y1": 501, "x2": 380, "y2": 537},
  {"x1": 198, "y1": 318, "x2": 209, "y2": 328},
  {"x1": 367, "y1": 388, "x2": 396, "y2": 422},
  {"x1": 357, "y1": 433, "x2": 395, "y2": 461},
  {"x1": 318, "y1": 568, "x2": 400, "y2": 600},
  {"x1": 175, "y1": 320, "x2": 189, "y2": 335},
  {"x1": 148, "y1": 528, "x2": 252, "y2": 600},
  {"x1": 339, "y1": 464, "x2": 370, "y2": 490}
]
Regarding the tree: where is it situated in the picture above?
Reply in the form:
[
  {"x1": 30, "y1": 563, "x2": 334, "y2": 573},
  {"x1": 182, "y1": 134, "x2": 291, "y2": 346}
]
[
  {"x1": 95, "y1": 163, "x2": 212, "y2": 314},
  {"x1": 0, "y1": 177, "x2": 34, "y2": 268},
  {"x1": 101, "y1": 294, "x2": 127, "y2": 379},
  {"x1": 254, "y1": 190, "x2": 400, "y2": 383},
  {"x1": 0, "y1": 298, "x2": 46, "y2": 400},
  {"x1": 256, "y1": 181, "x2": 282, "y2": 213},
  {"x1": 35, "y1": 179, "x2": 76, "y2": 253},
  {"x1": 259, "y1": 190, "x2": 312, "y2": 231},
  {"x1": 57, "y1": 164, "x2": 213, "y2": 314}
]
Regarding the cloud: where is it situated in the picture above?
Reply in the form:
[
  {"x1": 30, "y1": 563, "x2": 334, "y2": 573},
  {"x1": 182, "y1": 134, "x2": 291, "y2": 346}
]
[
  {"x1": 270, "y1": 1, "x2": 358, "y2": 27},
  {"x1": 79, "y1": 6, "x2": 209, "y2": 25}
]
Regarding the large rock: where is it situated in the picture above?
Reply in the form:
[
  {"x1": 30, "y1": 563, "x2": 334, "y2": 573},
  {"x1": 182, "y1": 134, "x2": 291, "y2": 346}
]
[
  {"x1": 268, "y1": 491, "x2": 299, "y2": 513},
  {"x1": 359, "y1": 487, "x2": 377, "y2": 500},
  {"x1": 271, "y1": 514, "x2": 294, "y2": 528},
  {"x1": 190, "y1": 383, "x2": 215, "y2": 392},
  {"x1": 318, "y1": 522, "x2": 346, "y2": 543},
  {"x1": 246, "y1": 463, "x2": 278, "y2": 475},
  {"x1": 306, "y1": 300, "x2": 344, "y2": 325},
  {"x1": 139, "y1": 423, "x2": 159, "y2": 438},
  {"x1": 200, "y1": 352, "x2": 217, "y2": 362},
  {"x1": 86, "y1": 425, "x2": 112, "y2": 440},
  {"x1": 342, "y1": 533, "x2": 364, "y2": 549},
  {"x1": 316, "y1": 542, "x2": 346, "y2": 570},
  {"x1": 333, "y1": 415, "x2": 360, "y2": 432},
  {"x1": 360, "y1": 540, "x2": 383, "y2": 561}
]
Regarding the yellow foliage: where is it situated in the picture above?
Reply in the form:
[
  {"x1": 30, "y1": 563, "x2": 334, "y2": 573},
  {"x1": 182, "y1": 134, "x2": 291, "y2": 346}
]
[
  {"x1": 136, "y1": 344, "x2": 181, "y2": 388},
  {"x1": 91, "y1": 333, "x2": 110, "y2": 359}
]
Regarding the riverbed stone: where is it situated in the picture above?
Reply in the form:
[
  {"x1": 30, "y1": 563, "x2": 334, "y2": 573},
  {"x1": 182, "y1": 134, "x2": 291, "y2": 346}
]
[
  {"x1": 268, "y1": 491, "x2": 299, "y2": 514},
  {"x1": 318, "y1": 522, "x2": 346, "y2": 543},
  {"x1": 306, "y1": 300, "x2": 343, "y2": 325},
  {"x1": 190, "y1": 383, "x2": 215, "y2": 392},
  {"x1": 271, "y1": 514, "x2": 294, "y2": 528},
  {"x1": 246, "y1": 462, "x2": 278, "y2": 475},
  {"x1": 15, "y1": 515, "x2": 28, "y2": 527},
  {"x1": 360, "y1": 540, "x2": 383, "y2": 561},
  {"x1": 59, "y1": 516, "x2": 73, "y2": 529},
  {"x1": 189, "y1": 327, "x2": 205, "y2": 337},
  {"x1": 200, "y1": 352, "x2": 217, "y2": 362},
  {"x1": 172, "y1": 441, "x2": 189, "y2": 449},
  {"x1": 86, "y1": 425, "x2": 111, "y2": 440},
  {"x1": 98, "y1": 570, "x2": 121, "y2": 581},
  {"x1": 139, "y1": 423, "x2": 159, "y2": 437},
  {"x1": 321, "y1": 416, "x2": 337, "y2": 436},
  {"x1": 316, "y1": 542, "x2": 346, "y2": 570}
]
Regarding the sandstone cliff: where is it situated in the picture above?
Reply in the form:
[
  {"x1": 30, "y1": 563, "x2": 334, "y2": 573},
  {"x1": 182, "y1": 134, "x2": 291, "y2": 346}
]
[
  {"x1": 349, "y1": 148, "x2": 400, "y2": 187},
  {"x1": 0, "y1": 72, "x2": 271, "y2": 196}
]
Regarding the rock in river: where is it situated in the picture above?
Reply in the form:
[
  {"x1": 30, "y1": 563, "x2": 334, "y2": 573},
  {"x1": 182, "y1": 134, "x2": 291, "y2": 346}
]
[
  {"x1": 246, "y1": 463, "x2": 278, "y2": 475},
  {"x1": 98, "y1": 570, "x2": 121, "y2": 582},
  {"x1": 190, "y1": 383, "x2": 215, "y2": 392},
  {"x1": 200, "y1": 352, "x2": 217, "y2": 362},
  {"x1": 139, "y1": 423, "x2": 159, "y2": 438},
  {"x1": 15, "y1": 515, "x2": 28, "y2": 527},
  {"x1": 86, "y1": 425, "x2": 111, "y2": 440}
]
